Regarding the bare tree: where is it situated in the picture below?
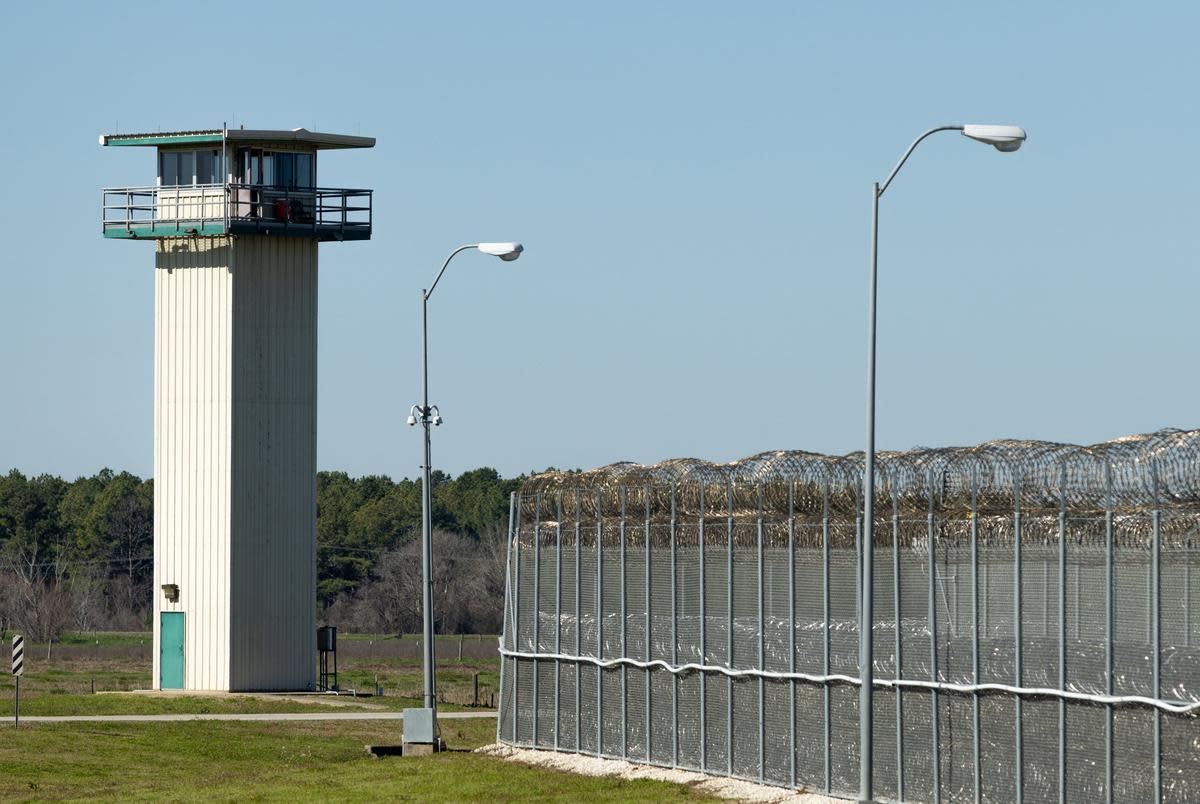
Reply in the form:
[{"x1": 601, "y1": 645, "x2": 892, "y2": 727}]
[
  {"x1": 471, "y1": 521, "x2": 509, "y2": 634},
  {"x1": 68, "y1": 565, "x2": 107, "y2": 632},
  {"x1": 338, "y1": 529, "x2": 507, "y2": 636},
  {"x1": 105, "y1": 490, "x2": 153, "y2": 616},
  {"x1": 1, "y1": 540, "x2": 72, "y2": 641},
  {"x1": 355, "y1": 546, "x2": 423, "y2": 635}
]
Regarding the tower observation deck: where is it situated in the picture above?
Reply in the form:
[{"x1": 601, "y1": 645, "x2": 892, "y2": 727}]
[{"x1": 101, "y1": 128, "x2": 373, "y2": 241}]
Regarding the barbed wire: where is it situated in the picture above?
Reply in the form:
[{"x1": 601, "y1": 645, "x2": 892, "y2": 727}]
[{"x1": 520, "y1": 428, "x2": 1200, "y2": 516}]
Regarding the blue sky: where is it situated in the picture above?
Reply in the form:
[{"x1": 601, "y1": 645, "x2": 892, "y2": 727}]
[{"x1": 1, "y1": 2, "x2": 1197, "y2": 480}]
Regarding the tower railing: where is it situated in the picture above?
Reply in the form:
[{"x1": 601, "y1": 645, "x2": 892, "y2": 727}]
[{"x1": 102, "y1": 183, "x2": 372, "y2": 239}]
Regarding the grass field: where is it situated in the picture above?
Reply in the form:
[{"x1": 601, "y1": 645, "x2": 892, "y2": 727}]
[
  {"x1": 0, "y1": 632, "x2": 500, "y2": 716},
  {"x1": 0, "y1": 717, "x2": 716, "y2": 802},
  {"x1": 0, "y1": 632, "x2": 717, "y2": 801}
]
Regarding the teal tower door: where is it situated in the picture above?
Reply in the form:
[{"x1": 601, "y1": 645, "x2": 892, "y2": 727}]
[{"x1": 160, "y1": 613, "x2": 185, "y2": 689}]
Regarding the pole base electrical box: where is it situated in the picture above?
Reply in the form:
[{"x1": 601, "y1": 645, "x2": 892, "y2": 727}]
[{"x1": 402, "y1": 707, "x2": 443, "y2": 754}]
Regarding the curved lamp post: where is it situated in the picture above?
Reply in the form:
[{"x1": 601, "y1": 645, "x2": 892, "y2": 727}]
[
  {"x1": 407, "y1": 241, "x2": 524, "y2": 746},
  {"x1": 860, "y1": 125, "x2": 1024, "y2": 801}
]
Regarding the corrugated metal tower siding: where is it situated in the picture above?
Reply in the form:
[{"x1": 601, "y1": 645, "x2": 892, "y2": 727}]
[
  {"x1": 230, "y1": 236, "x2": 317, "y2": 691},
  {"x1": 153, "y1": 235, "x2": 317, "y2": 692},
  {"x1": 154, "y1": 238, "x2": 234, "y2": 691}
]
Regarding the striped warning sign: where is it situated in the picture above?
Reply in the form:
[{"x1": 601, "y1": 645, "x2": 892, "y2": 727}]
[{"x1": 11, "y1": 634, "x2": 23, "y2": 676}]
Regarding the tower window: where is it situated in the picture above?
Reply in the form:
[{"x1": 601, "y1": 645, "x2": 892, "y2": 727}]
[
  {"x1": 235, "y1": 149, "x2": 315, "y2": 188},
  {"x1": 160, "y1": 149, "x2": 224, "y2": 186}
]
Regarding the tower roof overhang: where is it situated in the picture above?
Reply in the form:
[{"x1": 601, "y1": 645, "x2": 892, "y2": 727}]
[{"x1": 98, "y1": 128, "x2": 376, "y2": 149}]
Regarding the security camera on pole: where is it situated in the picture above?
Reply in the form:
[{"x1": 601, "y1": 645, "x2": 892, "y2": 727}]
[{"x1": 402, "y1": 242, "x2": 524, "y2": 755}]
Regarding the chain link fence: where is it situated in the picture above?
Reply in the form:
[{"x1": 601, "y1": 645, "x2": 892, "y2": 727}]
[{"x1": 497, "y1": 428, "x2": 1200, "y2": 802}]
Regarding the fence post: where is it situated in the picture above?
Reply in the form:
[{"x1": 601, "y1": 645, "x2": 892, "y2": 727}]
[
  {"x1": 927, "y1": 470, "x2": 941, "y2": 804},
  {"x1": 645, "y1": 486, "x2": 653, "y2": 763},
  {"x1": 596, "y1": 489, "x2": 604, "y2": 758},
  {"x1": 619, "y1": 486, "x2": 628, "y2": 761},
  {"x1": 1151, "y1": 462, "x2": 1162, "y2": 804},
  {"x1": 474, "y1": 672, "x2": 480, "y2": 707},
  {"x1": 575, "y1": 489, "x2": 582, "y2": 752},
  {"x1": 893, "y1": 492, "x2": 904, "y2": 804},
  {"x1": 971, "y1": 471, "x2": 981, "y2": 804},
  {"x1": 1104, "y1": 463, "x2": 1114, "y2": 804},
  {"x1": 555, "y1": 491, "x2": 563, "y2": 751},
  {"x1": 699, "y1": 483, "x2": 707, "y2": 772},
  {"x1": 822, "y1": 478, "x2": 832, "y2": 796},
  {"x1": 1013, "y1": 469, "x2": 1024, "y2": 804},
  {"x1": 788, "y1": 479, "x2": 796, "y2": 790},
  {"x1": 726, "y1": 481, "x2": 734, "y2": 777},
  {"x1": 1058, "y1": 465, "x2": 1068, "y2": 804},
  {"x1": 756, "y1": 482, "x2": 765, "y2": 784},
  {"x1": 510, "y1": 492, "x2": 521, "y2": 744},
  {"x1": 671, "y1": 482, "x2": 679, "y2": 769},
  {"x1": 533, "y1": 492, "x2": 542, "y2": 747}
]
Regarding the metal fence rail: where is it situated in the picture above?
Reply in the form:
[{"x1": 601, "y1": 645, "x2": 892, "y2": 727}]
[
  {"x1": 101, "y1": 183, "x2": 372, "y2": 238},
  {"x1": 498, "y1": 429, "x2": 1200, "y2": 802}
]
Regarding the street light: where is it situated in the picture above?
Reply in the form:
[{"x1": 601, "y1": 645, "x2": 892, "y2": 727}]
[
  {"x1": 859, "y1": 124, "x2": 1024, "y2": 802},
  {"x1": 478, "y1": 242, "x2": 524, "y2": 260},
  {"x1": 406, "y1": 241, "x2": 524, "y2": 751},
  {"x1": 961, "y1": 124, "x2": 1027, "y2": 152}
]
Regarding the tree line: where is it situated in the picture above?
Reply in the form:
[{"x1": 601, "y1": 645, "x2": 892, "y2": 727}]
[{"x1": 0, "y1": 466, "x2": 526, "y2": 641}]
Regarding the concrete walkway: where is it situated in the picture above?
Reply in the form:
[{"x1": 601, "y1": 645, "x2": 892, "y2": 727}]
[{"x1": 19, "y1": 710, "x2": 498, "y2": 723}]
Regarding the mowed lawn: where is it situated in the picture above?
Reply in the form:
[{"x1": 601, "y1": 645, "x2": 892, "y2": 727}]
[
  {"x1": 0, "y1": 634, "x2": 714, "y2": 801},
  {"x1": 0, "y1": 717, "x2": 715, "y2": 802},
  {"x1": 0, "y1": 632, "x2": 497, "y2": 716}
]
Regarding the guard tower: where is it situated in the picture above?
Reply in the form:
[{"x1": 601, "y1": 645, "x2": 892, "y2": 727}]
[{"x1": 100, "y1": 127, "x2": 374, "y2": 691}]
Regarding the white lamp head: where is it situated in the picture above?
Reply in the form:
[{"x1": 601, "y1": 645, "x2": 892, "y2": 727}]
[
  {"x1": 477, "y1": 242, "x2": 524, "y2": 261},
  {"x1": 961, "y1": 124, "x2": 1026, "y2": 152}
]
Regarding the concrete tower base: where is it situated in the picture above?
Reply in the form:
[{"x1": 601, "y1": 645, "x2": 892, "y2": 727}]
[{"x1": 152, "y1": 235, "x2": 317, "y2": 692}]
